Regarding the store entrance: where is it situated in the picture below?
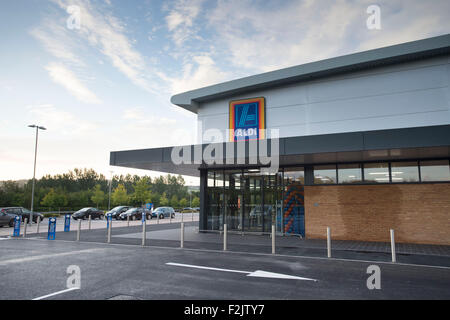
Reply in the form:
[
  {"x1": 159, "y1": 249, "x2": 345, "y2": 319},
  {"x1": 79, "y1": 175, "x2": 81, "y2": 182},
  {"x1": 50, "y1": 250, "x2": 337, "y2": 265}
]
[{"x1": 206, "y1": 168, "x2": 304, "y2": 236}]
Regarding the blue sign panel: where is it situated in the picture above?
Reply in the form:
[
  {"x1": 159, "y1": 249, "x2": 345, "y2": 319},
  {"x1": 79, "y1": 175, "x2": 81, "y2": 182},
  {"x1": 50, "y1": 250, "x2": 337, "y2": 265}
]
[
  {"x1": 145, "y1": 203, "x2": 153, "y2": 210},
  {"x1": 142, "y1": 209, "x2": 146, "y2": 223},
  {"x1": 48, "y1": 218, "x2": 56, "y2": 240},
  {"x1": 106, "y1": 213, "x2": 112, "y2": 229},
  {"x1": 13, "y1": 216, "x2": 21, "y2": 237},
  {"x1": 229, "y1": 97, "x2": 265, "y2": 142},
  {"x1": 64, "y1": 214, "x2": 71, "y2": 232}
]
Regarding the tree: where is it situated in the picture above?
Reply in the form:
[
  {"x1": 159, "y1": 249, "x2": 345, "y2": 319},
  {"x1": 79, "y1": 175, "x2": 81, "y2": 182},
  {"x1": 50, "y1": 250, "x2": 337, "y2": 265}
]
[
  {"x1": 40, "y1": 188, "x2": 68, "y2": 209},
  {"x1": 170, "y1": 195, "x2": 179, "y2": 208},
  {"x1": 111, "y1": 184, "x2": 129, "y2": 206},
  {"x1": 179, "y1": 198, "x2": 188, "y2": 208},
  {"x1": 91, "y1": 184, "x2": 105, "y2": 208},
  {"x1": 192, "y1": 196, "x2": 200, "y2": 208},
  {"x1": 159, "y1": 192, "x2": 169, "y2": 206},
  {"x1": 132, "y1": 177, "x2": 151, "y2": 206}
]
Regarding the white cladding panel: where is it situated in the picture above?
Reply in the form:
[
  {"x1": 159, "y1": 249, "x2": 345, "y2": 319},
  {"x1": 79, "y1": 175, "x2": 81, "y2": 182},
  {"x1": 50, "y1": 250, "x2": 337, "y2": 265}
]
[{"x1": 197, "y1": 56, "x2": 450, "y2": 143}]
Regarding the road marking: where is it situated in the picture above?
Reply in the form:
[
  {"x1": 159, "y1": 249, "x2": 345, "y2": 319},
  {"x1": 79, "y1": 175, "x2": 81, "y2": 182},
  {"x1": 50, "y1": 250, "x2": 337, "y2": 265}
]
[
  {"x1": 166, "y1": 262, "x2": 317, "y2": 281},
  {"x1": 32, "y1": 287, "x2": 79, "y2": 300},
  {"x1": 0, "y1": 248, "x2": 103, "y2": 266}
]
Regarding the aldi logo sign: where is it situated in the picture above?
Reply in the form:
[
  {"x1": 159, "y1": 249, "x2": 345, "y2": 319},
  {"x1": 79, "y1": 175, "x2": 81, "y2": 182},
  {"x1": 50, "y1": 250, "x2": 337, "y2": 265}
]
[{"x1": 229, "y1": 97, "x2": 265, "y2": 142}]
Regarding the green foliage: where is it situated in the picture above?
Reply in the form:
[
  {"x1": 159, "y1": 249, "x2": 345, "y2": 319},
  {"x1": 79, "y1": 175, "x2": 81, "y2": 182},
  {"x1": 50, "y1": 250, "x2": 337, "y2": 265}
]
[
  {"x1": 40, "y1": 188, "x2": 68, "y2": 209},
  {"x1": 0, "y1": 168, "x2": 194, "y2": 211},
  {"x1": 91, "y1": 184, "x2": 106, "y2": 207},
  {"x1": 170, "y1": 195, "x2": 179, "y2": 208},
  {"x1": 159, "y1": 192, "x2": 169, "y2": 206},
  {"x1": 179, "y1": 198, "x2": 188, "y2": 208},
  {"x1": 111, "y1": 184, "x2": 129, "y2": 206},
  {"x1": 192, "y1": 196, "x2": 200, "y2": 208}
]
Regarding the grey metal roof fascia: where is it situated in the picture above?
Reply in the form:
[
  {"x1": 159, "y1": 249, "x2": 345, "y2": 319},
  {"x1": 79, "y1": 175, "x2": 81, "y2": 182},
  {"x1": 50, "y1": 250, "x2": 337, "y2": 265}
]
[{"x1": 170, "y1": 34, "x2": 450, "y2": 113}]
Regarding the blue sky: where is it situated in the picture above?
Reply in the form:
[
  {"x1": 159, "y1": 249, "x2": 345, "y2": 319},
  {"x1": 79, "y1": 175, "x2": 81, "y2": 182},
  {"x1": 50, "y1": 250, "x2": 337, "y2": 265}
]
[{"x1": 1, "y1": 0, "x2": 449, "y2": 185}]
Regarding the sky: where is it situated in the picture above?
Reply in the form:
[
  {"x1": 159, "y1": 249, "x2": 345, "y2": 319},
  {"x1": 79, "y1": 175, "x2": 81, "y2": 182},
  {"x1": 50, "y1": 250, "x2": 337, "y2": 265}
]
[{"x1": 0, "y1": 0, "x2": 449, "y2": 185}]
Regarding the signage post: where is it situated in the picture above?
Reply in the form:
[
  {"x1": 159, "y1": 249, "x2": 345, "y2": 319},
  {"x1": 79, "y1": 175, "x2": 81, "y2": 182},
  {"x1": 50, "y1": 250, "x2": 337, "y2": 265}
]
[
  {"x1": 12, "y1": 216, "x2": 21, "y2": 237},
  {"x1": 64, "y1": 214, "x2": 71, "y2": 232},
  {"x1": 48, "y1": 217, "x2": 56, "y2": 240}
]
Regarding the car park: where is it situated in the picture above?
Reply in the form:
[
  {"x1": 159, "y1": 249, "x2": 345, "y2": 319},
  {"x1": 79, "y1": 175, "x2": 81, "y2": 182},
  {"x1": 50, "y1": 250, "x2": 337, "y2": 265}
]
[
  {"x1": 119, "y1": 207, "x2": 151, "y2": 221},
  {"x1": 0, "y1": 207, "x2": 44, "y2": 223},
  {"x1": 151, "y1": 207, "x2": 175, "y2": 219},
  {"x1": 72, "y1": 207, "x2": 104, "y2": 220},
  {"x1": 105, "y1": 206, "x2": 132, "y2": 220},
  {"x1": 0, "y1": 208, "x2": 19, "y2": 227}
]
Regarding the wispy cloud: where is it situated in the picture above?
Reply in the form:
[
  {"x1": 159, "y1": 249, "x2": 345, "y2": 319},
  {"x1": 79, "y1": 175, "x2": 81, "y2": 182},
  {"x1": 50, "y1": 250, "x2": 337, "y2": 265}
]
[{"x1": 45, "y1": 62, "x2": 102, "y2": 104}]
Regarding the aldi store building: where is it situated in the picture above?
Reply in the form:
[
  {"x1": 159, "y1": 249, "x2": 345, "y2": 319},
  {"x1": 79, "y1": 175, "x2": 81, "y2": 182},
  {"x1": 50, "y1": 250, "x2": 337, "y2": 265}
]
[{"x1": 110, "y1": 35, "x2": 450, "y2": 245}]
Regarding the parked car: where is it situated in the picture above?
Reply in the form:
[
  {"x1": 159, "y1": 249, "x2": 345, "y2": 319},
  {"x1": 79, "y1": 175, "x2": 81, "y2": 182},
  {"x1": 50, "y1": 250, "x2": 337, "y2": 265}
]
[
  {"x1": 72, "y1": 207, "x2": 104, "y2": 220},
  {"x1": 0, "y1": 208, "x2": 19, "y2": 227},
  {"x1": 151, "y1": 207, "x2": 175, "y2": 219},
  {"x1": 0, "y1": 207, "x2": 44, "y2": 223},
  {"x1": 105, "y1": 206, "x2": 132, "y2": 220},
  {"x1": 180, "y1": 207, "x2": 194, "y2": 213},
  {"x1": 119, "y1": 207, "x2": 151, "y2": 221}
]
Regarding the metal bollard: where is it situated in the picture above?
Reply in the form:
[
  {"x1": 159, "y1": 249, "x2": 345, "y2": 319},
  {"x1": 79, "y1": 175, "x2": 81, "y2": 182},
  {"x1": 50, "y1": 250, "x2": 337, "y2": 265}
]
[
  {"x1": 36, "y1": 216, "x2": 40, "y2": 234},
  {"x1": 107, "y1": 219, "x2": 111, "y2": 243},
  {"x1": 181, "y1": 212, "x2": 184, "y2": 223},
  {"x1": 127, "y1": 215, "x2": 130, "y2": 227},
  {"x1": 180, "y1": 222, "x2": 184, "y2": 248},
  {"x1": 88, "y1": 215, "x2": 91, "y2": 230},
  {"x1": 192, "y1": 211, "x2": 194, "y2": 222},
  {"x1": 157, "y1": 212, "x2": 159, "y2": 224},
  {"x1": 272, "y1": 224, "x2": 275, "y2": 254},
  {"x1": 77, "y1": 218, "x2": 81, "y2": 241},
  {"x1": 390, "y1": 229, "x2": 396, "y2": 263},
  {"x1": 23, "y1": 218, "x2": 28, "y2": 238},
  {"x1": 170, "y1": 212, "x2": 172, "y2": 224},
  {"x1": 327, "y1": 227, "x2": 331, "y2": 258},
  {"x1": 223, "y1": 224, "x2": 227, "y2": 251},
  {"x1": 142, "y1": 220, "x2": 146, "y2": 246}
]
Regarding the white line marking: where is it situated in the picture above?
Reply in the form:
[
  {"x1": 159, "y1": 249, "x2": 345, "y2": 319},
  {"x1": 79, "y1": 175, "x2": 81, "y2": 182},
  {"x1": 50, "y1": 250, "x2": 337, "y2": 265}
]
[
  {"x1": 166, "y1": 262, "x2": 250, "y2": 274},
  {"x1": 0, "y1": 248, "x2": 103, "y2": 266},
  {"x1": 32, "y1": 287, "x2": 79, "y2": 300},
  {"x1": 166, "y1": 262, "x2": 317, "y2": 281}
]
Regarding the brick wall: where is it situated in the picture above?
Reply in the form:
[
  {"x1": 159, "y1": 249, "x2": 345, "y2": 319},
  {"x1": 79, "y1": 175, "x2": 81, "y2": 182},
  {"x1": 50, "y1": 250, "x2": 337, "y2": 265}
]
[{"x1": 304, "y1": 183, "x2": 450, "y2": 245}]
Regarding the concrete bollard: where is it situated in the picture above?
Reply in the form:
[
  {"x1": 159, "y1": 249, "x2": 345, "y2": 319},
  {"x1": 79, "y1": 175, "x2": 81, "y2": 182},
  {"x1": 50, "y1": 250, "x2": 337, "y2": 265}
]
[
  {"x1": 180, "y1": 222, "x2": 184, "y2": 248},
  {"x1": 142, "y1": 220, "x2": 146, "y2": 247},
  {"x1": 88, "y1": 215, "x2": 92, "y2": 230},
  {"x1": 223, "y1": 224, "x2": 227, "y2": 251},
  {"x1": 390, "y1": 229, "x2": 396, "y2": 263},
  {"x1": 327, "y1": 227, "x2": 331, "y2": 258},
  {"x1": 36, "y1": 216, "x2": 40, "y2": 234},
  {"x1": 23, "y1": 218, "x2": 28, "y2": 238},
  {"x1": 272, "y1": 224, "x2": 275, "y2": 254},
  {"x1": 77, "y1": 218, "x2": 81, "y2": 241}
]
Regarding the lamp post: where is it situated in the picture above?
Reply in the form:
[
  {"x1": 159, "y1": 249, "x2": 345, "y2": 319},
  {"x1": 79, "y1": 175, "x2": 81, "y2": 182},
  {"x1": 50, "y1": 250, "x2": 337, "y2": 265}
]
[
  {"x1": 28, "y1": 124, "x2": 46, "y2": 225},
  {"x1": 108, "y1": 170, "x2": 114, "y2": 211}
]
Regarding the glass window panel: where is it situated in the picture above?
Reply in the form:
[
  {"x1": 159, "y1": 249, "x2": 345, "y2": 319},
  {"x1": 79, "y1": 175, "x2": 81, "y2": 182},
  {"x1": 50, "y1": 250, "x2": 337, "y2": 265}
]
[
  {"x1": 283, "y1": 167, "x2": 304, "y2": 184},
  {"x1": 207, "y1": 171, "x2": 215, "y2": 187},
  {"x1": 338, "y1": 164, "x2": 362, "y2": 184},
  {"x1": 364, "y1": 163, "x2": 389, "y2": 183},
  {"x1": 391, "y1": 162, "x2": 419, "y2": 183},
  {"x1": 420, "y1": 160, "x2": 450, "y2": 181},
  {"x1": 314, "y1": 165, "x2": 337, "y2": 184}
]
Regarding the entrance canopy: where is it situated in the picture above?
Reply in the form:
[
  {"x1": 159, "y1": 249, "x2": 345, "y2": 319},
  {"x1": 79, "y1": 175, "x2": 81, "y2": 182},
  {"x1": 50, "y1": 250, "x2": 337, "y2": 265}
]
[{"x1": 110, "y1": 125, "x2": 450, "y2": 176}]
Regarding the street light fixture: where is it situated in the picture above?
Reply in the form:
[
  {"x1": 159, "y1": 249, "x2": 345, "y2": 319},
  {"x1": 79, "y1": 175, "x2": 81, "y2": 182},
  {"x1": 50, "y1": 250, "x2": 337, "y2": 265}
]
[{"x1": 28, "y1": 124, "x2": 46, "y2": 225}]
